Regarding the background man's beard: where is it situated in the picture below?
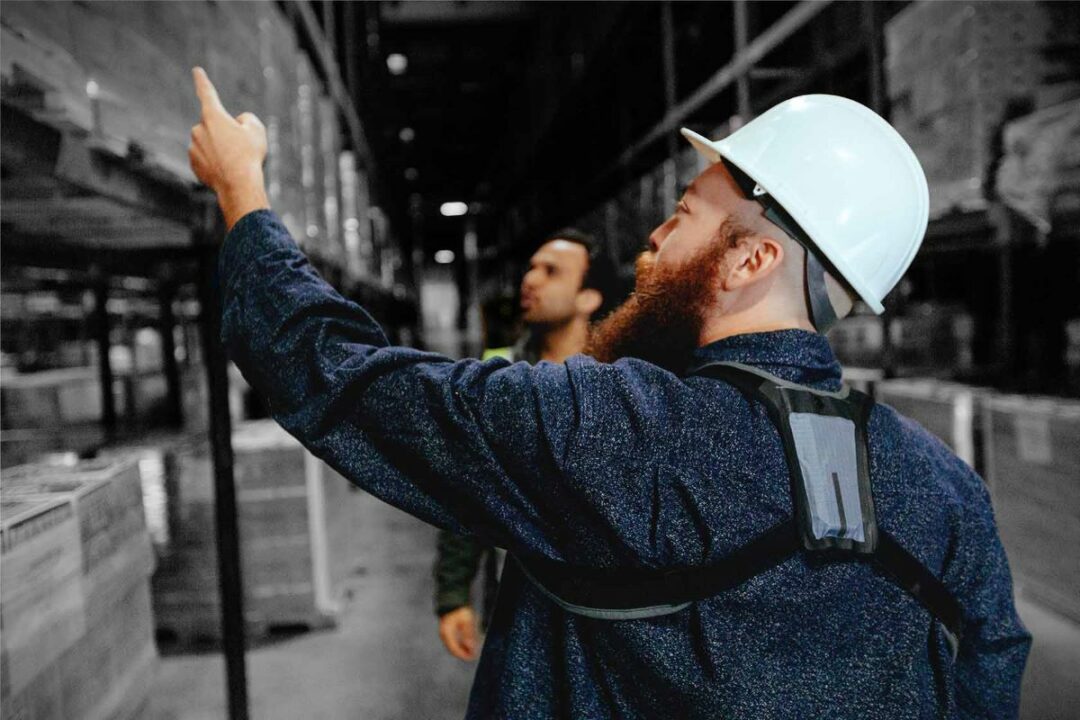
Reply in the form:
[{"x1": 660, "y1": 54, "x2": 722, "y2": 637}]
[{"x1": 587, "y1": 237, "x2": 727, "y2": 373}]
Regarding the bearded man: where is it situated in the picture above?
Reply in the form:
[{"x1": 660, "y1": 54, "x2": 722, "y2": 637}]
[{"x1": 191, "y1": 66, "x2": 1029, "y2": 719}]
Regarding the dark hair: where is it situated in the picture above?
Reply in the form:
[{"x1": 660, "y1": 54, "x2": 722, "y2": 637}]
[{"x1": 540, "y1": 228, "x2": 621, "y2": 318}]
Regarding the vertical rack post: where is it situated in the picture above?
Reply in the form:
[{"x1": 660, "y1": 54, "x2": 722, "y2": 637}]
[
  {"x1": 193, "y1": 198, "x2": 249, "y2": 720},
  {"x1": 862, "y1": 1, "x2": 896, "y2": 378},
  {"x1": 158, "y1": 267, "x2": 183, "y2": 427},
  {"x1": 92, "y1": 266, "x2": 118, "y2": 439}
]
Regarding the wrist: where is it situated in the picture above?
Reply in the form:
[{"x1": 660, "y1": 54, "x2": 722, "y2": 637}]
[{"x1": 219, "y1": 167, "x2": 269, "y2": 231}]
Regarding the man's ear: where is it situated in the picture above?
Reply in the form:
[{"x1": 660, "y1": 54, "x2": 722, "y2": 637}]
[
  {"x1": 721, "y1": 235, "x2": 784, "y2": 291},
  {"x1": 576, "y1": 288, "x2": 603, "y2": 317}
]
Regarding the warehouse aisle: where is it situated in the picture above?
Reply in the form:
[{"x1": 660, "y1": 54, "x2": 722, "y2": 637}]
[
  {"x1": 147, "y1": 490, "x2": 476, "y2": 720},
  {"x1": 142, "y1": 486, "x2": 1080, "y2": 720}
]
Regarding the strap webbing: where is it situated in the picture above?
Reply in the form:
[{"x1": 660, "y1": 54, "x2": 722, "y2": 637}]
[
  {"x1": 518, "y1": 524, "x2": 964, "y2": 643},
  {"x1": 517, "y1": 521, "x2": 800, "y2": 611},
  {"x1": 874, "y1": 530, "x2": 966, "y2": 644}
]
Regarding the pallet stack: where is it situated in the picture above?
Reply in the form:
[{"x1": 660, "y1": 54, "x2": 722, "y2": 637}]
[
  {"x1": 0, "y1": 367, "x2": 103, "y2": 429},
  {"x1": 885, "y1": 1, "x2": 1080, "y2": 218},
  {"x1": 152, "y1": 420, "x2": 363, "y2": 644},
  {"x1": 0, "y1": 0, "x2": 382, "y2": 288},
  {"x1": 0, "y1": 457, "x2": 156, "y2": 720},
  {"x1": 996, "y1": 97, "x2": 1080, "y2": 234},
  {"x1": 982, "y1": 394, "x2": 1080, "y2": 623}
]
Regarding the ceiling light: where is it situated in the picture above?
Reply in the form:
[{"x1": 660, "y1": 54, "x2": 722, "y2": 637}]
[
  {"x1": 434, "y1": 250, "x2": 455, "y2": 264},
  {"x1": 399, "y1": 127, "x2": 415, "y2": 143},
  {"x1": 404, "y1": 167, "x2": 419, "y2": 181},
  {"x1": 439, "y1": 201, "x2": 468, "y2": 217},
  {"x1": 386, "y1": 53, "x2": 408, "y2": 75}
]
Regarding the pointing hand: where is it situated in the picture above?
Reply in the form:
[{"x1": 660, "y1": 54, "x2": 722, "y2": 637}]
[{"x1": 189, "y1": 67, "x2": 269, "y2": 229}]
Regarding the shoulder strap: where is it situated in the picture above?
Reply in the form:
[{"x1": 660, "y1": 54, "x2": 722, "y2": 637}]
[
  {"x1": 875, "y1": 530, "x2": 965, "y2": 653},
  {"x1": 690, "y1": 361, "x2": 878, "y2": 555},
  {"x1": 689, "y1": 361, "x2": 965, "y2": 645},
  {"x1": 518, "y1": 361, "x2": 965, "y2": 645}
]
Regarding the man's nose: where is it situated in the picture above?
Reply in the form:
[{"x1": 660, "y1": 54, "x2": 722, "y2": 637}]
[{"x1": 648, "y1": 217, "x2": 674, "y2": 253}]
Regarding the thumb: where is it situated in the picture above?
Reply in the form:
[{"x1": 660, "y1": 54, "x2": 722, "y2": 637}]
[{"x1": 193, "y1": 67, "x2": 229, "y2": 119}]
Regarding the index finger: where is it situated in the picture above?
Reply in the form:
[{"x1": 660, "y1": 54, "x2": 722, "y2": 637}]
[{"x1": 193, "y1": 67, "x2": 228, "y2": 118}]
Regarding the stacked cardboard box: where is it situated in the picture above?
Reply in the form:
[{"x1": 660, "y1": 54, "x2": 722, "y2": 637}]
[
  {"x1": 296, "y1": 53, "x2": 324, "y2": 254},
  {"x1": 0, "y1": 1, "x2": 369, "y2": 283},
  {"x1": 886, "y1": 1, "x2": 1080, "y2": 218},
  {"x1": 259, "y1": 10, "x2": 305, "y2": 243},
  {"x1": 996, "y1": 98, "x2": 1080, "y2": 233},
  {"x1": 0, "y1": 367, "x2": 102, "y2": 429},
  {"x1": 339, "y1": 151, "x2": 365, "y2": 280},
  {"x1": 319, "y1": 96, "x2": 344, "y2": 268},
  {"x1": 152, "y1": 420, "x2": 362, "y2": 642},
  {"x1": 0, "y1": 458, "x2": 157, "y2": 720},
  {"x1": 982, "y1": 394, "x2": 1080, "y2": 622}
]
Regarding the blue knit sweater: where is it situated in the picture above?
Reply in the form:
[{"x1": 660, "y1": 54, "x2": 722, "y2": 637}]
[{"x1": 220, "y1": 210, "x2": 1030, "y2": 719}]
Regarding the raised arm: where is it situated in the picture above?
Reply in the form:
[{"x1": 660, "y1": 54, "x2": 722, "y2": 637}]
[{"x1": 188, "y1": 68, "x2": 599, "y2": 558}]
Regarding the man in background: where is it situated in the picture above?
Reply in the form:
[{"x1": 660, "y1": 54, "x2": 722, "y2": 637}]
[{"x1": 435, "y1": 228, "x2": 617, "y2": 660}]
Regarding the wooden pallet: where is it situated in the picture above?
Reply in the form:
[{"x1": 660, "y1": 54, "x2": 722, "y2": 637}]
[{"x1": 150, "y1": 421, "x2": 363, "y2": 643}]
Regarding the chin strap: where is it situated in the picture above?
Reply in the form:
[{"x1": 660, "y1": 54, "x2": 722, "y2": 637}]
[
  {"x1": 760, "y1": 202, "x2": 838, "y2": 334},
  {"x1": 805, "y1": 250, "x2": 838, "y2": 333}
]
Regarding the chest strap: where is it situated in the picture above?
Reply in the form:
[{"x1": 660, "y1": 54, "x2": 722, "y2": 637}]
[{"x1": 514, "y1": 361, "x2": 965, "y2": 651}]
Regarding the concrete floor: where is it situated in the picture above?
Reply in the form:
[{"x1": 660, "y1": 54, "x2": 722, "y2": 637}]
[
  {"x1": 147, "y1": 491, "x2": 476, "y2": 720},
  {"x1": 1016, "y1": 595, "x2": 1080, "y2": 720},
  {"x1": 147, "y1": 491, "x2": 1080, "y2": 719}
]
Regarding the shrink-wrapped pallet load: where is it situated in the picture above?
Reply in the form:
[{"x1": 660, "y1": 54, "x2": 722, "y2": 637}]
[
  {"x1": 339, "y1": 151, "x2": 363, "y2": 280},
  {"x1": 319, "y1": 95, "x2": 344, "y2": 268},
  {"x1": 886, "y1": 1, "x2": 1080, "y2": 218},
  {"x1": 296, "y1": 53, "x2": 324, "y2": 253},
  {"x1": 152, "y1": 420, "x2": 362, "y2": 643},
  {"x1": 996, "y1": 98, "x2": 1080, "y2": 234},
  {"x1": 0, "y1": 0, "x2": 351, "y2": 274},
  {"x1": 982, "y1": 394, "x2": 1080, "y2": 623},
  {"x1": 258, "y1": 6, "x2": 306, "y2": 244}
]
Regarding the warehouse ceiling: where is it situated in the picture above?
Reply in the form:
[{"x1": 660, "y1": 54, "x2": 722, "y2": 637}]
[
  {"x1": 330, "y1": 1, "x2": 729, "y2": 261},
  {"x1": 317, "y1": 1, "x2": 907, "y2": 268},
  {"x1": 372, "y1": 1, "x2": 536, "y2": 249}
]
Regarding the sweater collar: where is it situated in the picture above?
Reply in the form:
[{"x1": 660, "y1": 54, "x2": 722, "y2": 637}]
[{"x1": 689, "y1": 329, "x2": 843, "y2": 390}]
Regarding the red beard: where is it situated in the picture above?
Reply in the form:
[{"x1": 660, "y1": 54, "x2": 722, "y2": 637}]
[{"x1": 586, "y1": 224, "x2": 740, "y2": 373}]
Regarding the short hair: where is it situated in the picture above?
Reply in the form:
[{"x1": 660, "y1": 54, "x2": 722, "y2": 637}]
[{"x1": 540, "y1": 228, "x2": 621, "y2": 318}]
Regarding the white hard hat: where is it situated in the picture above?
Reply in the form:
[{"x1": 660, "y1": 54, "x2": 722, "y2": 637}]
[{"x1": 681, "y1": 95, "x2": 928, "y2": 314}]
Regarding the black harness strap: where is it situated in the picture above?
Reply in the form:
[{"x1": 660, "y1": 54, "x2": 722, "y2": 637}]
[
  {"x1": 516, "y1": 362, "x2": 966, "y2": 646},
  {"x1": 874, "y1": 530, "x2": 966, "y2": 645},
  {"x1": 518, "y1": 521, "x2": 800, "y2": 612},
  {"x1": 691, "y1": 361, "x2": 965, "y2": 643}
]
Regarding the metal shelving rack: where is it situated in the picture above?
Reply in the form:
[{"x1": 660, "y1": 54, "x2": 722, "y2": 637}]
[{"x1": 0, "y1": 3, "x2": 410, "y2": 718}]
